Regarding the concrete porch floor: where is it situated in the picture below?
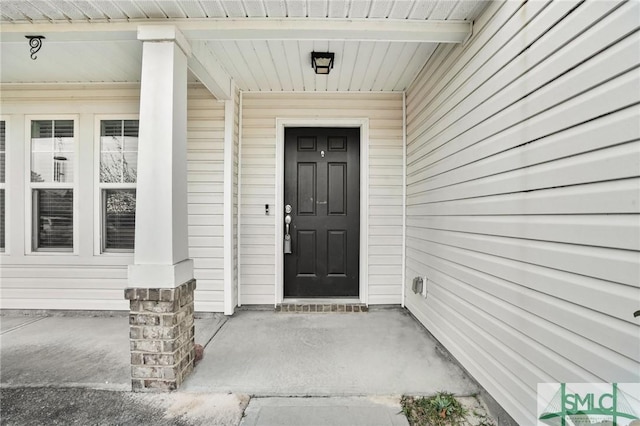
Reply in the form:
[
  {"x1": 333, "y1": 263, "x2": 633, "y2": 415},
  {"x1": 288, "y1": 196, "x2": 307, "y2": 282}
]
[
  {"x1": 182, "y1": 308, "x2": 479, "y2": 397},
  {"x1": 1, "y1": 307, "x2": 486, "y2": 425}
]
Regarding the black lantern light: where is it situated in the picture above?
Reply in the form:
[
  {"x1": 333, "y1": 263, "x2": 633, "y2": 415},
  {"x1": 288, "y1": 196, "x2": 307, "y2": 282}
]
[{"x1": 311, "y1": 51, "x2": 335, "y2": 75}]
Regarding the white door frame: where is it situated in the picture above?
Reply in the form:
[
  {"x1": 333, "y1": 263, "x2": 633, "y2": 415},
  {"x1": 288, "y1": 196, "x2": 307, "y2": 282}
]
[{"x1": 275, "y1": 118, "x2": 369, "y2": 305}]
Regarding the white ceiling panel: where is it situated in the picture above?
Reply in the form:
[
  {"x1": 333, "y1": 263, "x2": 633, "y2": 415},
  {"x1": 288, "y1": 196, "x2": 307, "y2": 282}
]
[
  {"x1": 451, "y1": 0, "x2": 489, "y2": 20},
  {"x1": 4, "y1": 1, "x2": 47, "y2": 22},
  {"x1": 286, "y1": 0, "x2": 306, "y2": 17},
  {"x1": 429, "y1": 0, "x2": 458, "y2": 19},
  {"x1": 264, "y1": 1, "x2": 287, "y2": 17},
  {"x1": 69, "y1": 0, "x2": 106, "y2": 20},
  {"x1": 90, "y1": 1, "x2": 129, "y2": 20},
  {"x1": 368, "y1": 0, "x2": 393, "y2": 19},
  {"x1": 104, "y1": 1, "x2": 147, "y2": 19},
  {"x1": 407, "y1": 0, "x2": 437, "y2": 20},
  {"x1": 197, "y1": 0, "x2": 225, "y2": 17},
  {"x1": 243, "y1": 0, "x2": 268, "y2": 17},
  {"x1": 155, "y1": 1, "x2": 189, "y2": 18},
  {"x1": 1, "y1": 0, "x2": 486, "y2": 21},
  {"x1": 327, "y1": 0, "x2": 349, "y2": 18},
  {"x1": 388, "y1": 1, "x2": 415, "y2": 19},
  {"x1": 308, "y1": 0, "x2": 328, "y2": 18},
  {"x1": 201, "y1": 39, "x2": 437, "y2": 92},
  {"x1": 220, "y1": 0, "x2": 247, "y2": 17},
  {"x1": 347, "y1": 0, "x2": 370, "y2": 18},
  {"x1": 45, "y1": 0, "x2": 87, "y2": 20},
  {"x1": 135, "y1": 1, "x2": 167, "y2": 18},
  {"x1": 24, "y1": 1, "x2": 69, "y2": 21}
]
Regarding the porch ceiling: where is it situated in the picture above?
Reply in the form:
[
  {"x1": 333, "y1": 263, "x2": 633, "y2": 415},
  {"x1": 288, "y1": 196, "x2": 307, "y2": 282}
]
[{"x1": 0, "y1": 1, "x2": 489, "y2": 92}]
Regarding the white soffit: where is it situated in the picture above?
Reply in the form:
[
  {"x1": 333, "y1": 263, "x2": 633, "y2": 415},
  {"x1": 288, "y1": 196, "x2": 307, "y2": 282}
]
[
  {"x1": 0, "y1": 1, "x2": 489, "y2": 92},
  {"x1": 0, "y1": 1, "x2": 488, "y2": 22}
]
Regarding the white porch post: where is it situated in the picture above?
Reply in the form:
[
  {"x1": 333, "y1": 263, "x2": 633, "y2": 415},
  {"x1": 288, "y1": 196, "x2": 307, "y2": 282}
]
[
  {"x1": 128, "y1": 25, "x2": 193, "y2": 286},
  {"x1": 124, "y1": 25, "x2": 196, "y2": 392}
]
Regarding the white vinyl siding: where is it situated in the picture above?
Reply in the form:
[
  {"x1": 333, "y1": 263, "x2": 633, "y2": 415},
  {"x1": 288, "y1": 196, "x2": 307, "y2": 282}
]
[
  {"x1": 240, "y1": 92, "x2": 404, "y2": 305},
  {"x1": 187, "y1": 86, "x2": 226, "y2": 313},
  {"x1": 404, "y1": 1, "x2": 640, "y2": 424},
  {"x1": 0, "y1": 83, "x2": 226, "y2": 312}
]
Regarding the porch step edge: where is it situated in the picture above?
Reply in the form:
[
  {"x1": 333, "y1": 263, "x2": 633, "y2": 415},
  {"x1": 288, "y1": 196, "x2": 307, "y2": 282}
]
[{"x1": 276, "y1": 303, "x2": 368, "y2": 313}]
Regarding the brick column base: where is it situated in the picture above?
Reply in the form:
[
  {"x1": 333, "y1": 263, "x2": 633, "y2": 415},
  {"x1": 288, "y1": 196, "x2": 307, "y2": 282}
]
[{"x1": 124, "y1": 279, "x2": 196, "y2": 392}]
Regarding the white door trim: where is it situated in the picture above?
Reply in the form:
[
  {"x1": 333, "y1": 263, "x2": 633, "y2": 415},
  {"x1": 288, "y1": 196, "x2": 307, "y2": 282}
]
[{"x1": 275, "y1": 118, "x2": 369, "y2": 306}]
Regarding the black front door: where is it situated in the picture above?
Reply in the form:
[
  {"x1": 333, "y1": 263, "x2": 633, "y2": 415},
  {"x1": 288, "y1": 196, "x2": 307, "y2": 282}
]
[{"x1": 284, "y1": 127, "x2": 360, "y2": 298}]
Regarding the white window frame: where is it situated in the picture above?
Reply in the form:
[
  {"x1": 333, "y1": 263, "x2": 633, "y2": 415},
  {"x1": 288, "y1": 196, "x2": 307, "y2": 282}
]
[
  {"x1": 93, "y1": 114, "x2": 138, "y2": 256},
  {"x1": 25, "y1": 115, "x2": 79, "y2": 255},
  {"x1": 0, "y1": 116, "x2": 8, "y2": 255}
]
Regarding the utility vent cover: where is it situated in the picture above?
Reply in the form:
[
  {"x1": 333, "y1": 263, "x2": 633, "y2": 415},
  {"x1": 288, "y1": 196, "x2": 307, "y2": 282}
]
[{"x1": 412, "y1": 277, "x2": 424, "y2": 294}]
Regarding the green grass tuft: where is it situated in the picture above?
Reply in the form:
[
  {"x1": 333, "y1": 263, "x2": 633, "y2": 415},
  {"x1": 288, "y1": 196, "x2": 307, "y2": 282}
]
[{"x1": 401, "y1": 392, "x2": 468, "y2": 426}]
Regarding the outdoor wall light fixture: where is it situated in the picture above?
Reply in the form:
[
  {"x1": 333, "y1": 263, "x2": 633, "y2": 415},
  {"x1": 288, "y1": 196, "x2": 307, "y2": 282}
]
[
  {"x1": 25, "y1": 35, "x2": 45, "y2": 60},
  {"x1": 311, "y1": 51, "x2": 334, "y2": 75}
]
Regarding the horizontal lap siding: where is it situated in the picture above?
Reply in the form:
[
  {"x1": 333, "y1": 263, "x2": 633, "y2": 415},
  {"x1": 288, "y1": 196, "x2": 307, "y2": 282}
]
[
  {"x1": 404, "y1": 1, "x2": 640, "y2": 424},
  {"x1": 0, "y1": 83, "x2": 225, "y2": 312},
  {"x1": 0, "y1": 84, "x2": 141, "y2": 311},
  {"x1": 240, "y1": 93, "x2": 403, "y2": 305},
  {"x1": 188, "y1": 87, "x2": 225, "y2": 312}
]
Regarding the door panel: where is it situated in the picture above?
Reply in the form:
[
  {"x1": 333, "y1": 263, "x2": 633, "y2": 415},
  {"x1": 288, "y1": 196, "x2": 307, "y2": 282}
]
[
  {"x1": 328, "y1": 163, "x2": 347, "y2": 215},
  {"x1": 284, "y1": 127, "x2": 360, "y2": 298}
]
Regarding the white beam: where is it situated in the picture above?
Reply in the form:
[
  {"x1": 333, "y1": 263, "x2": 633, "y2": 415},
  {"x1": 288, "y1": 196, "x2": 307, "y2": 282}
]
[
  {"x1": 188, "y1": 41, "x2": 233, "y2": 100},
  {"x1": 0, "y1": 18, "x2": 472, "y2": 43}
]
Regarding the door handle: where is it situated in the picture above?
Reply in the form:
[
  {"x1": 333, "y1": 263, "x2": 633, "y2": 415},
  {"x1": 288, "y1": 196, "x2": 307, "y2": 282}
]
[{"x1": 284, "y1": 205, "x2": 292, "y2": 254}]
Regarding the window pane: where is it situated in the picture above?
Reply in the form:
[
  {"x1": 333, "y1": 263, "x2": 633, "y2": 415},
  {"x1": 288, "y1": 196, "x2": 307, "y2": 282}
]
[
  {"x1": 123, "y1": 120, "x2": 139, "y2": 137},
  {"x1": 100, "y1": 153, "x2": 122, "y2": 183},
  {"x1": 32, "y1": 121, "x2": 52, "y2": 138},
  {"x1": 53, "y1": 152, "x2": 74, "y2": 183},
  {"x1": 104, "y1": 189, "x2": 135, "y2": 251},
  {"x1": 31, "y1": 152, "x2": 52, "y2": 182},
  {"x1": 54, "y1": 120, "x2": 74, "y2": 138},
  {"x1": 34, "y1": 189, "x2": 73, "y2": 250},
  {"x1": 32, "y1": 138, "x2": 51, "y2": 152},
  {"x1": 100, "y1": 120, "x2": 138, "y2": 184},
  {"x1": 0, "y1": 189, "x2": 4, "y2": 251},
  {"x1": 31, "y1": 120, "x2": 74, "y2": 183},
  {"x1": 123, "y1": 152, "x2": 137, "y2": 183},
  {"x1": 123, "y1": 135, "x2": 138, "y2": 152},
  {"x1": 101, "y1": 120, "x2": 122, "y2": 137},
  {"x1": 55, "y1": 136, "x2": 74, "y2": 152},
  {"x1": 101, "y1": 135, "x2": 122, "y2": 152}
]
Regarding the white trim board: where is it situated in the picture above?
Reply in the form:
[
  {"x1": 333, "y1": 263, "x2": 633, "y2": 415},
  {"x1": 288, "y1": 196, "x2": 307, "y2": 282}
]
[
  {"x1": 0, "y1": 19, "x2": 472, "y2": 44},
  {"x1": 0, "y1": 115, "x2": 9, "y2": 256},
  {"x1": 275, "y1": 118, "x2": 370, "y2": 306},
  {"x1": 223, "y1": 97, "x2": 235, "y2": 315}
]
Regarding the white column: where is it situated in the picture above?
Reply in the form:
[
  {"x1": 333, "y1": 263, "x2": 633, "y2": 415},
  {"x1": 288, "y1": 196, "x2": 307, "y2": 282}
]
[{"x1": 128, "y1": 26, "x2": 193, "y2": 288}]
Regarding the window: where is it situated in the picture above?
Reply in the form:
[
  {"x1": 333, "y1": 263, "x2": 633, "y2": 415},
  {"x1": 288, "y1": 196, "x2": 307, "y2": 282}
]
[
  {"x1": 30, "y1": 119, "x2": 76, "y2": 252},
  {"x1": 99, "y1": 119, "x2": 138, "y2": 252},
  {"x1": 0, "y1": 120, "x2": 5, "y2": 252}
]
